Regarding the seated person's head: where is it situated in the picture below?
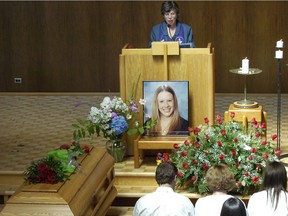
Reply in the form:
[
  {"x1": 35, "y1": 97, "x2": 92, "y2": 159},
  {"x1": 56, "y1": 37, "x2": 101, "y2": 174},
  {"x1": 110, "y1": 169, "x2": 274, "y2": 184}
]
[
  {"x1": 220, "y1": 197, "x2": 247, "y2": 216},
  {"x1": 205, "y1": 164, "x2": 235, "y2": 193},
  {"x1": 262, "y1": 160, "x2": 287, "y2": 190},
  {"x1": 156, "y1": 162, "x2": 178, "y2": 187}
]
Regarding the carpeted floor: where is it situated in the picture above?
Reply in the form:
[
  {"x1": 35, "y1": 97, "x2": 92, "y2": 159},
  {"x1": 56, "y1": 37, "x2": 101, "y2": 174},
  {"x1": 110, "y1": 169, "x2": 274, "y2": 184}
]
[{"x1": 0, "y1": 93, "x2": 288, "y2": 172}]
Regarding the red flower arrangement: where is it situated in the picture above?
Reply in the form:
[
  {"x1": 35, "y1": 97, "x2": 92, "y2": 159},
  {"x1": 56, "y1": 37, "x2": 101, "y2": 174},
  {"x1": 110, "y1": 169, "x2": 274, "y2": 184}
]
[
  {"x1": 24, "y1": 142, "x2": 91, "y2": 184},
  {"x1": 160, "y1": 113, "x2": 280, "y2": 195}
]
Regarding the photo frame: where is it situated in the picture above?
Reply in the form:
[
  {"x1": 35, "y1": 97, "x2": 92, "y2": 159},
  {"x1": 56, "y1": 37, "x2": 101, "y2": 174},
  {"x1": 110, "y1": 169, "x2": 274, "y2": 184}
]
[{"x1": 143, "y1": 81, "x2": 189, "y2": 136}]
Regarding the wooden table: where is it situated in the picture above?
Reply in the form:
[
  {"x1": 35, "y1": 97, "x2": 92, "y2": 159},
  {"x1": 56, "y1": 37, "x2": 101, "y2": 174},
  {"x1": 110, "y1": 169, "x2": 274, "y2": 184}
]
[{"x1": 134, "y1": 136, "x2": 188, "y2": 168}]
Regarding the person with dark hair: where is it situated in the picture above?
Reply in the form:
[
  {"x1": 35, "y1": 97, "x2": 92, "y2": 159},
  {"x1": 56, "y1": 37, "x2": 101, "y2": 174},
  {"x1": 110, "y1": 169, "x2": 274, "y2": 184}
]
[
  {"x1": 148, "y1": 1, "x2": 195, "y2": 48},
  {"x1": 149, "y1": 84, "x2": 188, "y2": 136},
  {"x1": 133, "y1": 162, "x2": 195, "y2": 215},
  {"x1": 195, "y1": 164, "x2": 236, "y2": 216},
  {"x1": 220, "y1": 197, "x2": 247, "y2": 216},
  {"x1": 247, "y1": 161, "x2": 288, "y2": 215}
]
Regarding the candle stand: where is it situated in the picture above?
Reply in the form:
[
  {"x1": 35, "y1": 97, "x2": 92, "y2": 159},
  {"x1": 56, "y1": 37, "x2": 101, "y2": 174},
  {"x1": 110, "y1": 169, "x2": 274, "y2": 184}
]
[{"x1": 229, "y1": 68, "x2": 262, "y2": 109}]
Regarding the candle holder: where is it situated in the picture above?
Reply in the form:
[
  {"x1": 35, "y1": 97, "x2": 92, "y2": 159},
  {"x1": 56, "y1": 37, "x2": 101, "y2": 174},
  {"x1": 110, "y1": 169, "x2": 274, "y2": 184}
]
[{"x1": 229, "y1": 68, "x2": 262, "y2": 109}]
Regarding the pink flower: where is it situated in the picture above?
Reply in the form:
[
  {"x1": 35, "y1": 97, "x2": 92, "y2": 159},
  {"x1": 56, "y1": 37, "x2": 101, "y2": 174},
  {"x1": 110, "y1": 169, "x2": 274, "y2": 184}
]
[
  {"x1": 173, "y1": 144, "x2": 179, "y2": 149},
  {"x1": 217, "y1": 141, "x2": 222, "y2": 147},
  {"x1": 235, "y1": 162, "x2": 239, "y2": 168},
  {"x1": 248, "y1": 155, "x2": 253, "y2": 160},
  {"x1": 221, "y1": 130, "x2": 226, "y2": 136},
  {"x1": 251, "y1": 148, "x2": 257, "y2": 153},
  {"x1": 182, "y1": 163, "x2": 189, "y2": 169},
  {"x1": 59, "y1": 144, "x2": 70, "y2": 150},
  {"x1": 219, "y1": 154, "x2": 225, "y2": 160},
  {"x1": 218, "y1": 119, "x2": 223, "y2": 124},
  {"x1": 232, "y1": 150, "x2": 237, "y2": 156},
  {"x1": 184, "y1": 140, "x2": 190, "y2": 146},
  {"x1": 163, "y1": 153, "x2": 170, "y2": 161},
  {"x1": 275, "y1": 150, "x2": 281, "y2": 156},
  {"x1": 181, "y1": 151, "x2": 187, "y2": 156},
  {"x1": 244, "y1": 172, "x2": 249, "y2": 177},
  {"x1": 263, "y1": 154, "x2": 269, "y2": 159},
  {"x1": 237, "y1": 182, "x2": 242, "y2": 187},
  {"x1": 255, "y1": 132, "x2": 261, "y2": 137},
  {"x1": 216, "y1": 114, "x2": 221, "y2": 120},
  {"x1": 252, "y1": 176, "x2": 259, "y2": 183},
  {"x1": 261, "y1": 140, "x2": 267, "y2": 145},
  {"x1": 203, "y1": 164, "x2": 209, "y2": 170},
  {"x1": 191, "y1": 176, "x2": 197, "y2": 182},
  {"x1": 204, "y1": 117, "x2": 209, "y2": 124},
  {"x1": 188, "y1": 127, "x2": 193, "y2": 132},
  {"x1": 195, "y1": 142, "x2": 201, "y2": 148},
  {"x1": 177, "y1": 171, "x2": 183, "y2": 177},
  {"x1": 230, "y1": 112, "x2": 235, "y2": 118},
  {"x1": 251, "y1": 117, "x2": 257, "y2": 124},
  {"x1": 193, "y1": 159, "x2": 198, "y2": 164},
  {"x1": 257, "y1": 164, "x2": 262, "y2": 169},
  {"x1": 82, "y1": 146, "x2": 91, "y2": 153},
  {"x1": 234, "y1": 138, "x2": 238, "y2": 143},
  {"x1": 261, "y1": 122, "x2": 266, "y2": 129},
  {"x1": 254, "y1": 123, "x2": 259, "y2": 129},
  {"x1": 205, "y1": 134, "x2": 210, "y2": 140},
  {"x1": 193, "y1": 127, "x2": 201, "y2": 135},
  {"x1": 272, "y1": 134, "x2": 277, "y2": 140}
]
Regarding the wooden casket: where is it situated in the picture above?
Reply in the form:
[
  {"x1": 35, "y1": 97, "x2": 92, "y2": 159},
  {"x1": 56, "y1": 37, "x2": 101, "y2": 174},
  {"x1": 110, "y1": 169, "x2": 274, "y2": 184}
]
[{"x1": 1, "y1": 147, "x2": 117, "y2": 216}]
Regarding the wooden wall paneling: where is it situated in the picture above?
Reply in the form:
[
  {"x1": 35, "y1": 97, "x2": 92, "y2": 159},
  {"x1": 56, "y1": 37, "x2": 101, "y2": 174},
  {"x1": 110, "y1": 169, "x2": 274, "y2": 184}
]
[
  {"x1": 246, "y1": 1, "x2": 285, "y2": 94},
  {"x1": 212, "y1": 1, "x2": 247, "y2": 93},
  {"x1": 1, "y1": 2, "x2": 288, "y2": 93}
]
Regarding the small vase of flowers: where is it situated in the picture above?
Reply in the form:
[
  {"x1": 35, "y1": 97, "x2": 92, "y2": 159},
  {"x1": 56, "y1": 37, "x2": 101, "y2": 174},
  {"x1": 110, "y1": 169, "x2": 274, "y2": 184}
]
[{"x1": 73, "y1": 96, "x2": 155, "y2": 162}]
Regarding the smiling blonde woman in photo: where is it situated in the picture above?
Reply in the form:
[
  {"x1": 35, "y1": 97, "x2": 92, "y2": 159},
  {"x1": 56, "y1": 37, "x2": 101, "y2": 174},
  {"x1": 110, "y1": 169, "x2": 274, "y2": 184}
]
[{"x1": 149, "y1": 85, "x2": 188, "y2": 136}]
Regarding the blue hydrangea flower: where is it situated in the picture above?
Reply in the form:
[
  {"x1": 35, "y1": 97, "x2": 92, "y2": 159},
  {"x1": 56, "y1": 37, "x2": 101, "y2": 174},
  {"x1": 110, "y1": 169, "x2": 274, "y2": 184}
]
[{"x1": 110, "y1": 116, "x2": 128, "y2": 135}]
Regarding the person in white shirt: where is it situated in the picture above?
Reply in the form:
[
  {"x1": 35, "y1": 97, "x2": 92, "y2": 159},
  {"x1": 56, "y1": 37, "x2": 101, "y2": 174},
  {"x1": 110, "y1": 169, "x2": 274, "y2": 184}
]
[
  {"x1": 195, "y1": 164, "x2": 237, "y2": 216},
  {"x1": 133, "y1": 161, "x2": 195, "y2": 216},
  {"x1": 247, "y1": 161, "x2": 288, "y2": 216}
]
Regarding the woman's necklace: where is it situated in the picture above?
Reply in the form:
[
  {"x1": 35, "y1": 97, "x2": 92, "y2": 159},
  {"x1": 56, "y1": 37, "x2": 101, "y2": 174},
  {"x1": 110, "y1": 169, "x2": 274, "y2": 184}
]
[
  {"x1": 167, "y1": 25, "x2": 176, "y2": 39},
  {"x1": 161, "y1": 119, "x2": 171, "y2": 135}
]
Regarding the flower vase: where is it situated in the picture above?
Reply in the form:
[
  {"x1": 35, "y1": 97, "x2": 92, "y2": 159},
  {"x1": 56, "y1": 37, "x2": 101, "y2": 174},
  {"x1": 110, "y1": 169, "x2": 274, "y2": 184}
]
[{"x1": 105, "y1": 138, "x2": 126, "y2": 163}]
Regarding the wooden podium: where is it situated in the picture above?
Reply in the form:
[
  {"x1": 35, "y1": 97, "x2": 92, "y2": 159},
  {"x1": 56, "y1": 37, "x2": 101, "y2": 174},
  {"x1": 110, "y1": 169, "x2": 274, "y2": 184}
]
[{"x1": 119, "y1": 42, "x2": 215, "y2": 156}]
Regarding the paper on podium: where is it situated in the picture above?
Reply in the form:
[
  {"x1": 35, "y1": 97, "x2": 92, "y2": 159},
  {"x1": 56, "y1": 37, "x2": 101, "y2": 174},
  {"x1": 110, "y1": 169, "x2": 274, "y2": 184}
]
[{"x1": 151, "y1": 41, "x2": 180, "y2": 56}]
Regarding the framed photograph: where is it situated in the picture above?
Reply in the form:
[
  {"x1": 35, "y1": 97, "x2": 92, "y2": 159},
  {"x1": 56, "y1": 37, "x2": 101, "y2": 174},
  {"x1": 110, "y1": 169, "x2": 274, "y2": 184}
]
[{"x1": 143, "y1": 81, "x2": 189, "y2": 136}]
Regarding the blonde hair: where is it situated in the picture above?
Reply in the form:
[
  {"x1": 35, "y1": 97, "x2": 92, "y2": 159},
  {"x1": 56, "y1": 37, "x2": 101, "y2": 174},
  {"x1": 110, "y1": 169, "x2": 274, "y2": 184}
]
[
  {"x1": 151, "y1": 85, "x2": 181, "y2": 134},
  {"x1": 205, "y1": 164, "x2": 235, "y2": 192}
]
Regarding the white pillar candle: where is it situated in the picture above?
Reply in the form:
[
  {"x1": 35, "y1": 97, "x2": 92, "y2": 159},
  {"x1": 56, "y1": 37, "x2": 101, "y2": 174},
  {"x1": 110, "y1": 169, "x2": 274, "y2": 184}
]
[
  {"x1": 242, "y1": 58, "x2": 249, "y2": 73},
  {"x1": 276, "y1": 39, "x2": 284, "y2": 48},
  {"x1": 275, "y1": 50, "x2": 283, "y2": 59}
]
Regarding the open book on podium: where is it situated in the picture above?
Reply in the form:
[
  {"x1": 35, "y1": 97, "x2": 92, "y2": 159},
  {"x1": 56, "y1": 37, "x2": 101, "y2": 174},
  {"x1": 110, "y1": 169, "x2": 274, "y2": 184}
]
[{"x1": 119, "y1": 42, "x2": 215, "y2": 166}]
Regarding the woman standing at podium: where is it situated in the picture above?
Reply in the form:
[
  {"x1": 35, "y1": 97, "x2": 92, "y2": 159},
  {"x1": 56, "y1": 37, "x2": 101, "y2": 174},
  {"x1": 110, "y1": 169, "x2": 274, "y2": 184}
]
[{"x1": 148, "y1": 1, "x2": 195, "y2": 48}]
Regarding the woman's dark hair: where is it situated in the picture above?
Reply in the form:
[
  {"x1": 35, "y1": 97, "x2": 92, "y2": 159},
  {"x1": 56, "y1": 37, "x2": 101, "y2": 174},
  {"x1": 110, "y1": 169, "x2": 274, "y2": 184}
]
[
  {"x1": 161, "y1": 1, "x2": 180, "y2": 17},
  {"x1": 155, "y1": 162, "x2": 178, "y2": 185},
  {"x1": 220, "y1": 197, "x2": 247, "y2": 216},
  {"x1": 262, "y1": 161, "x2": 287, "y2": 210}
]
